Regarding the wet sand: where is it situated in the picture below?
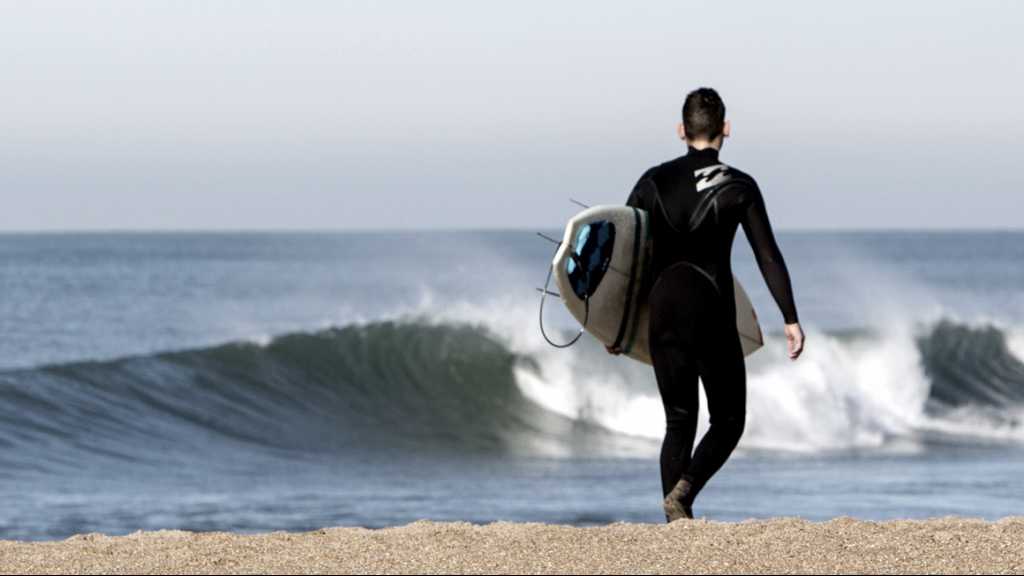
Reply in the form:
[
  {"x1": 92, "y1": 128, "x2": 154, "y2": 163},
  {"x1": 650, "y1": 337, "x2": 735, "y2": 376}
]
[{"x1": 1, "y1": 517, "x2": 1022, "y2": 574}]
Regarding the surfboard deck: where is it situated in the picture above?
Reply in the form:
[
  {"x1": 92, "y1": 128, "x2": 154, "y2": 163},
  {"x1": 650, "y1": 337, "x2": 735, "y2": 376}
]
[{"x1": 551, "y1": 205, "x2": 763, "y2": 364}]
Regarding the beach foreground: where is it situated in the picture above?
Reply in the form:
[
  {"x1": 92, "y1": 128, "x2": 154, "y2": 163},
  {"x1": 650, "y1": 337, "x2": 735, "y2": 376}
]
[{"x1": 1, "y1": 518, "x2": 1022, "y2": 575}]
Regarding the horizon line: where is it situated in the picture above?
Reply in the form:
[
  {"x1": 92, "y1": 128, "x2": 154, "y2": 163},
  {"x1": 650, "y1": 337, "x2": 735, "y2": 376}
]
[{"x1": 0, "y1": 226, "x2": 1022, "y2": 235}]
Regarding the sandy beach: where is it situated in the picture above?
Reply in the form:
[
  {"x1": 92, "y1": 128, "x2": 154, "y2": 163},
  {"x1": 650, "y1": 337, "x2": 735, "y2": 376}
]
[{"x1": 1, "y1": 517, "x2": 1022, "y2": 574}]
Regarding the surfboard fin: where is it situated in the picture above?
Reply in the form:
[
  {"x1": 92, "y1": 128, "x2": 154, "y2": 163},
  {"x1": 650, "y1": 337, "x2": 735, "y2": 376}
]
[{"x1": 536, "y1": 232, "x2": 561, "y2": 246}]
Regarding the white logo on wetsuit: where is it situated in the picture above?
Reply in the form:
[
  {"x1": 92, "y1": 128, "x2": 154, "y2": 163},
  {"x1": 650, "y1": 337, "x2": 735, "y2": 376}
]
[{"x1": 694, "y1": 164, "x2": 731, "y2": 192}]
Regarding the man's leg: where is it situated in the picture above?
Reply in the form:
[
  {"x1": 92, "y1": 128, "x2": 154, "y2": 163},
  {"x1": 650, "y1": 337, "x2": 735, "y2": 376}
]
[
  {"x1": 650, "y1": 340, "x2": 700, "y2": 498},
  {"x1": 647, "y1": 265, "x2": 703, "y2": 521},
  {"x1": 683, "y1": 329, "x2": 746, "y2": 509}
]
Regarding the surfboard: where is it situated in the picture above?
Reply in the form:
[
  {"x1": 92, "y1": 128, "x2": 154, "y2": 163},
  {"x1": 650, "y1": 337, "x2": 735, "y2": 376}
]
[{"x1": 549, "y1": 205, "x2": 763, "y2": 364}]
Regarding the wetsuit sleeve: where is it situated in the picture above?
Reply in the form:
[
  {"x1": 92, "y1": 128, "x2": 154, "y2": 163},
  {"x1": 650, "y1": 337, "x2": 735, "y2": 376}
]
[
  {"x1": 626, "y1": 179, "x2": 646, "y2": 209},
  {"x1": 740, "y1": 186, "x2": 799, "y2": 324},
  {"x1": 626, "y1": 168, "x2": 658, "y2": 210}
]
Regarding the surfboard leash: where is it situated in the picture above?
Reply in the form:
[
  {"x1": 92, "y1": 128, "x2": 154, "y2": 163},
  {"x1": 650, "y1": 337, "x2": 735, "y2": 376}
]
[{"x1": 538, "y1": 252, "x2": 590, "y2": 349}]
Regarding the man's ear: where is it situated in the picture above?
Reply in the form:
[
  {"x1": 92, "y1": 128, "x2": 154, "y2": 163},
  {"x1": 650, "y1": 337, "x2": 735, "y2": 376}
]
[
  {"x1": 722, "y1": 119, "x2": 731, "y2": 138},
  {"x1": 677, "y1": 122, "x2": 687, "y2": 141}
]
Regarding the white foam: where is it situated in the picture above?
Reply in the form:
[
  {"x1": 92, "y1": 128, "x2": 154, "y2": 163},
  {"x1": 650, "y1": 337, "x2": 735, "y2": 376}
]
[
  {"x1": 383, "y1": 285, "x2": 1023, "y2": 453},
  {"x1": 512, "y1": 360, "x2": 667, "y2": 441},
  {"x1": 742, "y1": 324, "x2": 929, "y2": 451},
  {"x1": 1008, "y1": 329, "x2": 1024, "y2": 364},
  {"x1": 475, "y1": 293, "x2": 926, "y2": 452}
]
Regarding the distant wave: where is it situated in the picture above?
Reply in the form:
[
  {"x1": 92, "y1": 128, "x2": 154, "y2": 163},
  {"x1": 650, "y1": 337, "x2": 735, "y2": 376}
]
[{"x1": 1, "y1": 317, "x2": 1023, "y2": 472}]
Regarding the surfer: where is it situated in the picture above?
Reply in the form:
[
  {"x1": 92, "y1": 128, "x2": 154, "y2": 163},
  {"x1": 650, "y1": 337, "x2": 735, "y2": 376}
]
[{"x1": 609, "y1": 87, "x2": 805, "y2": 521}]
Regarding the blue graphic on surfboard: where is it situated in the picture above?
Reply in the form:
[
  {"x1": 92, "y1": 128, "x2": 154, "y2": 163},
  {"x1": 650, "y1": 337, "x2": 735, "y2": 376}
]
[{"x1": 551, "y1": 205, "x2": 764, "y2": 364}]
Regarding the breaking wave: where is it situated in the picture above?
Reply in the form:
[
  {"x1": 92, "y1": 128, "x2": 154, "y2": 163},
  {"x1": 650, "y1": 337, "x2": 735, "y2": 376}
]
[{"x1": 2, "y1": 313, "x2": 1023, "y2": 471}]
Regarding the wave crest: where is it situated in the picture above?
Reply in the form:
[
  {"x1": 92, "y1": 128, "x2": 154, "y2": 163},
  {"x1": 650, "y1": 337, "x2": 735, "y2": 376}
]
[{"x1": 1, "y1": 316, "x2": 1022, "y2": 470}]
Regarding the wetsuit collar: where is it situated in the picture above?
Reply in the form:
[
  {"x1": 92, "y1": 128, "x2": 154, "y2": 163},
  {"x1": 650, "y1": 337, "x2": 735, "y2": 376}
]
[{"x1": 687, "y1": 146, "x2": 720, "y2": 160}]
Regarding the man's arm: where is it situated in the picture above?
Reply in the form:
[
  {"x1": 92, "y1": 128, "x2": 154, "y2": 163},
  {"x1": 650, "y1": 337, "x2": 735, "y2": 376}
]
[
  {"x1": 626, "y1": 167, "x2": 659, "y2": 209},
  {"x1": 626, "y1": 180, "x2": 645, "y2": 209},
  {"x1": 740, "y1": 185, "x2": 804, "y2": 359}
]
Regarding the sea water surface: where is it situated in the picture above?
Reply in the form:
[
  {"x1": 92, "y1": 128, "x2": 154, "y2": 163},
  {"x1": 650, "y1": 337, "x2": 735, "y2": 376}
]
[{"x1": 1, "y1": 230, "x2": 1023, "y2": 540}]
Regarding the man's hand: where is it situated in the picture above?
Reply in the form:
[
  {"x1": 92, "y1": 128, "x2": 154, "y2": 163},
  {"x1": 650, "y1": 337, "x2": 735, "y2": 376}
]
[
  {"x1": 605, "y1": 344, "x2": 622, "y2": 355},
  {"x1": 785, "y1": 323, "x2": 805, "y2": 360}
]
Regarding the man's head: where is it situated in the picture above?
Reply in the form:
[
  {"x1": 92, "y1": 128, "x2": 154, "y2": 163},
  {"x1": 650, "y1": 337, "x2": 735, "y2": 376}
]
[{"x1": 678, "y1": 87, "x2": 730, "y2": 149}]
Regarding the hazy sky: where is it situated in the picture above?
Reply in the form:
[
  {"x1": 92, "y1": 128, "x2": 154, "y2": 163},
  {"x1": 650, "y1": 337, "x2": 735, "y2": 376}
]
[{"x1": 1, "y1": 0, "x2": 1022, "y2": 231}]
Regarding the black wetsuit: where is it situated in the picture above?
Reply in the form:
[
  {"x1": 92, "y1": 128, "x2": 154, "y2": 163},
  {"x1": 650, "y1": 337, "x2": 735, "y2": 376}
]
[{"x1": 626, "y1": 146, "x2": 798, "y2": 511}]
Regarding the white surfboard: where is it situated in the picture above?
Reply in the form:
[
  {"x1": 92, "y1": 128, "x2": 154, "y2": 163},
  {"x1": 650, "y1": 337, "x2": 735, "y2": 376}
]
[{"x1": 549, "y1": 205, "x2": 763, "y2": 364}]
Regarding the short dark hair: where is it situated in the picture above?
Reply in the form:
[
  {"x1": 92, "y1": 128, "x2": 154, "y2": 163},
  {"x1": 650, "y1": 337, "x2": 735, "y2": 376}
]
[{"x1": 682, "y1": 88, "x2": 726, "y2": 141}]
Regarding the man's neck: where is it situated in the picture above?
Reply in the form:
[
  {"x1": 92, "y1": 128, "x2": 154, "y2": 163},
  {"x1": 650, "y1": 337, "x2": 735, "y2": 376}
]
[{"x1": 686, "y1": 139, "x2": 721, "y2": 151}]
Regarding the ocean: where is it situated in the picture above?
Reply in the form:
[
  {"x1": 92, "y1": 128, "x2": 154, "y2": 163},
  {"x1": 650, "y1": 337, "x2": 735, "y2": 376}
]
[{"x1": 1, "y1": 230, "x2": 1022, "y2": 540}]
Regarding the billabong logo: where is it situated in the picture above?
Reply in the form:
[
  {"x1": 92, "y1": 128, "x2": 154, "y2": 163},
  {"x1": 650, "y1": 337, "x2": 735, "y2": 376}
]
[{"x1": 694, "y1": 164, "x2": 730, "y2": 192}]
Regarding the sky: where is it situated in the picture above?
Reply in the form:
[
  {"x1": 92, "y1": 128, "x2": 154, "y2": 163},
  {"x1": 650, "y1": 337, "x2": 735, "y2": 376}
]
[{"x1": 0, "y1": 0, "x2": 1022, "y2": 231}]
